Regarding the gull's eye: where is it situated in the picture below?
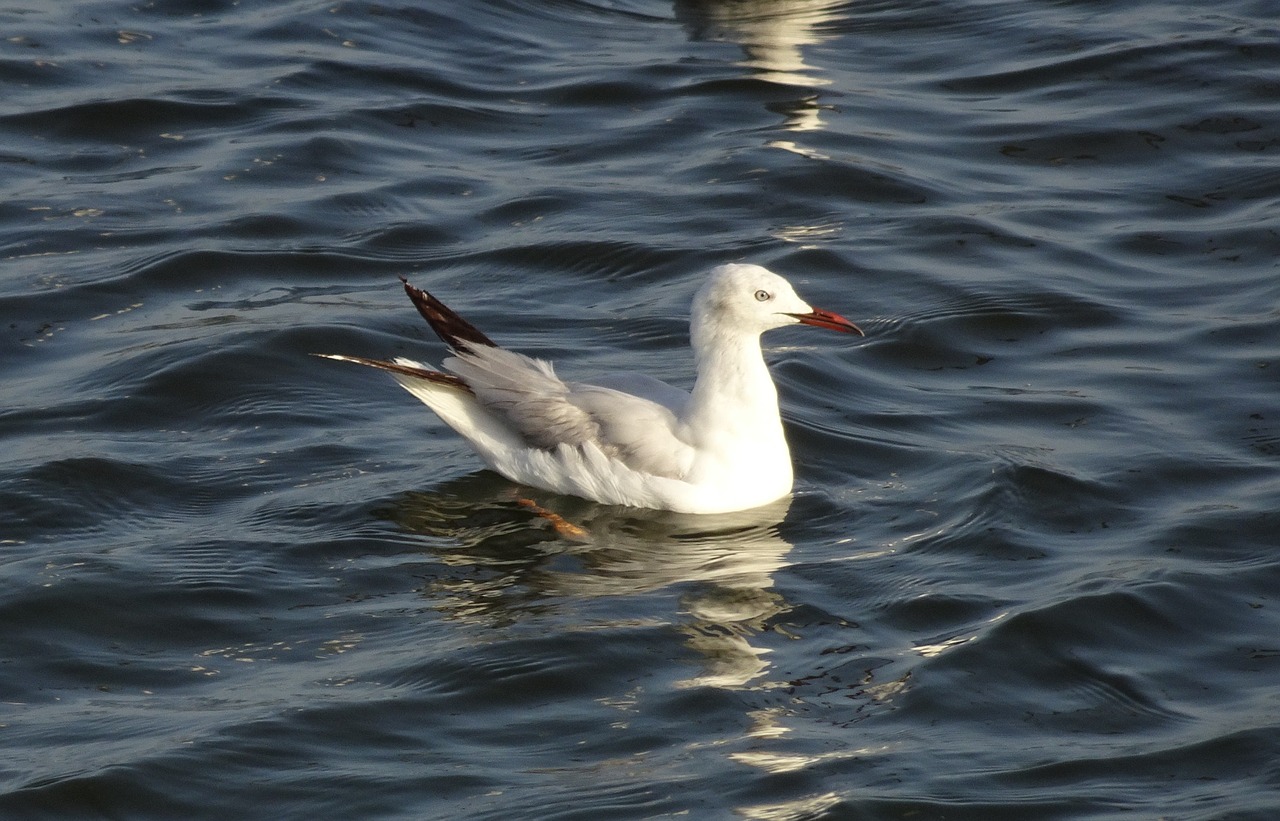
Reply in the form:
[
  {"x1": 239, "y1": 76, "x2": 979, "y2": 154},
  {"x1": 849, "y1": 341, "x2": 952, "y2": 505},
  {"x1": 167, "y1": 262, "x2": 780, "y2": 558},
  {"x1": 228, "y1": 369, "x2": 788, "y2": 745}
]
[{"x1": 754, "y1": 289, "x2": 771, "y2": 302}]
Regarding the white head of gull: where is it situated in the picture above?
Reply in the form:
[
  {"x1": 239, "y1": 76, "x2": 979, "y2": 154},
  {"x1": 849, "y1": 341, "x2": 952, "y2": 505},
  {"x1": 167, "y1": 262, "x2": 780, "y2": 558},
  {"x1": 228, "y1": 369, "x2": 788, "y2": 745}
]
[{"x1": 320, "y1": 263, "x2": 861, "y2": 514}]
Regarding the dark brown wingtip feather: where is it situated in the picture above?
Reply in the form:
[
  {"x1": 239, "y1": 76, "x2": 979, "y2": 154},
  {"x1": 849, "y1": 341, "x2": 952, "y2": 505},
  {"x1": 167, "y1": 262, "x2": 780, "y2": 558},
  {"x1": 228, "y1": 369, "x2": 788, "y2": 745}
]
[
  {"x1": 400, "y1": 277, "x2": 496, "y2": 352},
  {"x1": 314, "y1": 353, "x2": 474, "y2": 395}
]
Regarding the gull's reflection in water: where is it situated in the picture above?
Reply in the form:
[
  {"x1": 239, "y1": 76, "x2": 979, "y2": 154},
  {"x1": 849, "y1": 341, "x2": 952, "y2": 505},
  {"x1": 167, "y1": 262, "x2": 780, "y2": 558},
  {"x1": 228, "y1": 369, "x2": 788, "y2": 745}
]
[
  {"x1": 380, "y1": 473, "x2": 795, "y2": 688},
  {"x1": 675, "y1": 0, "x2": 847, "y2": 131}
]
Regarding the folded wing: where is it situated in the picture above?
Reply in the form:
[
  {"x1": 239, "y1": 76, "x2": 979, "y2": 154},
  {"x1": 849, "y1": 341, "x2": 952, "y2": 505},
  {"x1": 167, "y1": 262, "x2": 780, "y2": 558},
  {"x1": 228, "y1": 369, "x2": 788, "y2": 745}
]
[
  {"x1": 323, "y1": 280, "x2": 696, "y2": 480},
  {"x1": 443, "y1": 344, "x2": 694, "y2": 480}
]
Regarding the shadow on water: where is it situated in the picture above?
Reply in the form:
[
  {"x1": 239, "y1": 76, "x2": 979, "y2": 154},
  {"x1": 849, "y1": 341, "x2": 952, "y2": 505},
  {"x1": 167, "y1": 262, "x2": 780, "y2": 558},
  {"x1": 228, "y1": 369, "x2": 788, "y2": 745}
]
[{"x1": 377, "y1": 473, "x2": 795, "y2": 688}]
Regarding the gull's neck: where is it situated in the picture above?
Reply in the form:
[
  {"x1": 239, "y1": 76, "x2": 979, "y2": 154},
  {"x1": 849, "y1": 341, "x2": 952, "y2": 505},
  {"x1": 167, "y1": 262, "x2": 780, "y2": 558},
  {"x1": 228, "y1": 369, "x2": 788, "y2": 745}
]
[{"x1": 683, "y1": 318, "x2": 786, "y2": 446}]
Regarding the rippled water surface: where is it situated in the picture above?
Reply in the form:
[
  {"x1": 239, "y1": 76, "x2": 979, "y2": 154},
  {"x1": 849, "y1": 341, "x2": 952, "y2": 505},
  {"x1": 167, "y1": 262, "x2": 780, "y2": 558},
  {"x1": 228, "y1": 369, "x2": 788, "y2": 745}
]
[{"x1": 2, "y1": 1, "x2": 1278, "y2": 818}]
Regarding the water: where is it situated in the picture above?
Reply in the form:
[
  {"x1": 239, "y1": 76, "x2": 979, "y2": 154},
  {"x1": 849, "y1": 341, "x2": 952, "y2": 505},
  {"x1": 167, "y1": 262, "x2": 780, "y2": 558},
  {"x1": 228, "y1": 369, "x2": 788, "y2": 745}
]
[{"x1": 2, "y1": 1, "x2": 1278, "y2": 818}]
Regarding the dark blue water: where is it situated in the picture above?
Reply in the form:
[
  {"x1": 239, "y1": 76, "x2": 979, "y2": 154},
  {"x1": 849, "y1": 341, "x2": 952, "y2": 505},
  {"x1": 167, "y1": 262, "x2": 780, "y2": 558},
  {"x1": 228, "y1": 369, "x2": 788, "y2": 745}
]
[{"x1": 2, "y1": 1, "x2": 1278, "y2": 818}]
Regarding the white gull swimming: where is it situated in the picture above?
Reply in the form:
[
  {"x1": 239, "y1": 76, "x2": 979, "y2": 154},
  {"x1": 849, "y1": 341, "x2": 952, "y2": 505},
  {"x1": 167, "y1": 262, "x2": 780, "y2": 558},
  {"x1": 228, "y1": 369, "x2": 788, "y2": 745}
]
[{"x1": 320, "y1": 263, "x2": 861, "y2": 514}]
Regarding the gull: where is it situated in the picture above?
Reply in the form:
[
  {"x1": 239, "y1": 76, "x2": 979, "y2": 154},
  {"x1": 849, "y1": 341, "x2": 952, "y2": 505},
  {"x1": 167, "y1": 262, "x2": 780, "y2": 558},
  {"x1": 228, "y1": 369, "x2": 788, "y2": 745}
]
[{"x1": 319, "y1": 263, "x2": 861, "y2": 514}]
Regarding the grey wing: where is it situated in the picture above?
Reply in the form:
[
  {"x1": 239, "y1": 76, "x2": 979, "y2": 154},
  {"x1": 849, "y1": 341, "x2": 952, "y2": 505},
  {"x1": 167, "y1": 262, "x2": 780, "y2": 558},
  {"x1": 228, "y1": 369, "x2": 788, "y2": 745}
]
[
  {"x1": 445, "y1": 346, "x2": 693, "y2": 479},
  {"x1": 444, "y1": 346, "x2": 598, "y2": 449},
  {"x1": 584, "y1": 372, "x2": 690, "y2": 416},
  {"x1": 567, "y1": 383, "x2": 692, "y2": 479}
]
